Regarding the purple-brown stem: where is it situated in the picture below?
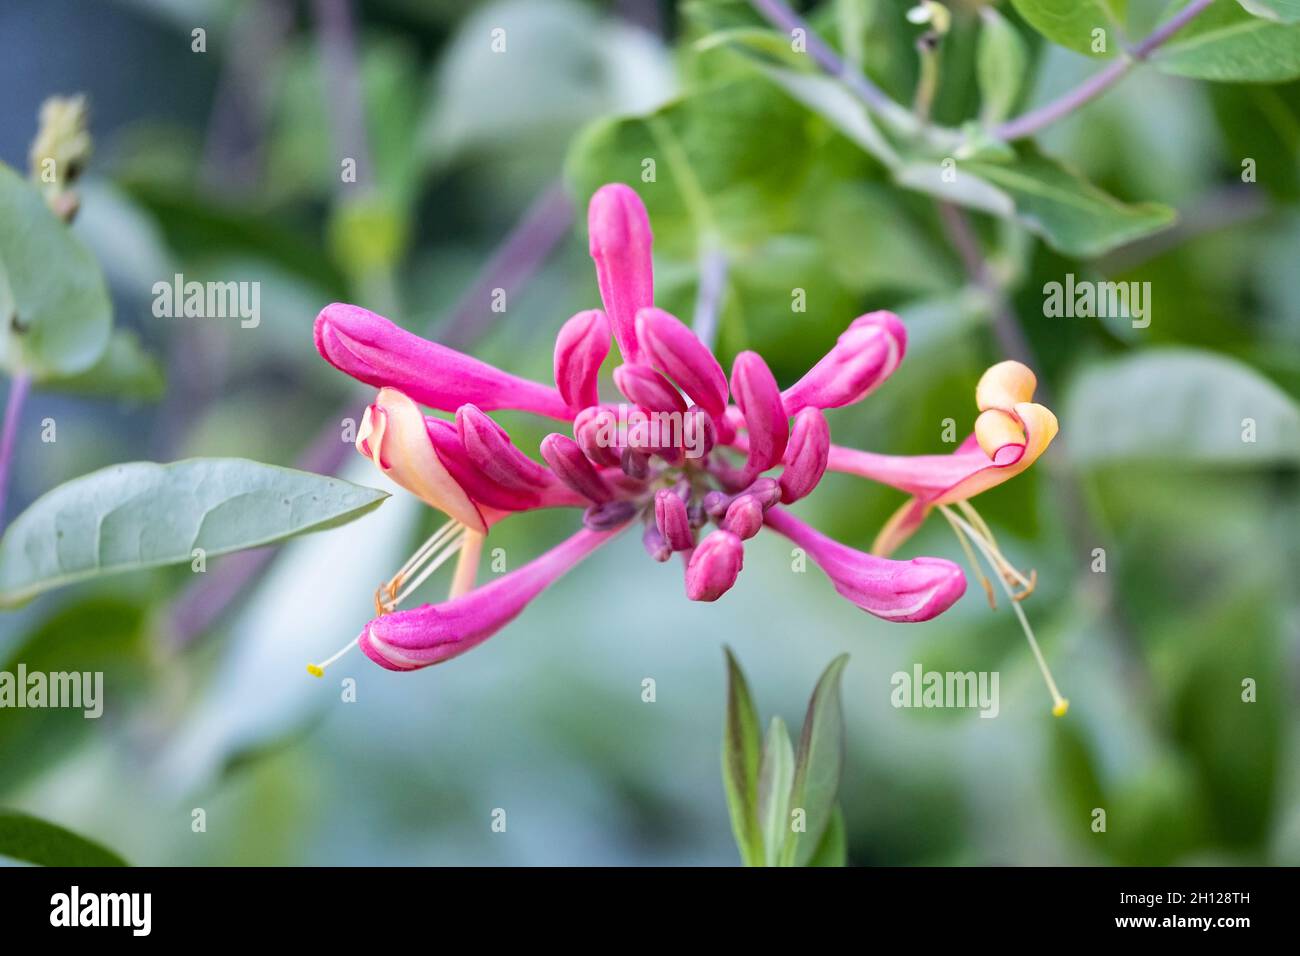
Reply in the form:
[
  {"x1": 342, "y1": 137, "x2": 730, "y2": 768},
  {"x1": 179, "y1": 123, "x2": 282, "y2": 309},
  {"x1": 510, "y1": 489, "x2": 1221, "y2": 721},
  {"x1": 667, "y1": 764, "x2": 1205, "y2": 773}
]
[
  {"x1": 0, "y1": 372, "x2": 31, "y2": 532},
  {"x1": 995, "y1": 0, "x2": 1217, "y2": 142}
]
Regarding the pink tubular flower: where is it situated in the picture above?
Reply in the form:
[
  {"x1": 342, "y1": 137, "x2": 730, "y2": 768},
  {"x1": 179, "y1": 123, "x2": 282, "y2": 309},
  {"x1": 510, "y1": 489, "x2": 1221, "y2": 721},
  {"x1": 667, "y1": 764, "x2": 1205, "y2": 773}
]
[
  {"x1": 309, "y1": 183, "x2": 1066, "y2": 687},
  {"x1": 359, "y1": 528, "x2": 619, "y2": 670}
]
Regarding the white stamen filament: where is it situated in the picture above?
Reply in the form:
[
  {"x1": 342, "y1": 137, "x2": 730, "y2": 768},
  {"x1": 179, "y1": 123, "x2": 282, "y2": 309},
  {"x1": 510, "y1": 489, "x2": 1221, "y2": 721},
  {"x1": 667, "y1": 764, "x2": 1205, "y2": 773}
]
[
  {"x1": 939, "y1": 505, "x2": 1069, "y2": 718},
  {"x1": 308, "y1": 518, "x2": 469, "y2": 678}
]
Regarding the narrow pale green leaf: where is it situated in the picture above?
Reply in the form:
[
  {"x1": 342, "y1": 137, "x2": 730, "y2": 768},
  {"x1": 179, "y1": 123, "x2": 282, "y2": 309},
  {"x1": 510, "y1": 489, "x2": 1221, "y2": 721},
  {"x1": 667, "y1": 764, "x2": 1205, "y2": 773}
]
[
  {"x1": 0, "y1": 459, "x2": 389, "y2": 607},
  {"x1": 782, "y1": 654, "x2": 849, "y2": 867},
  {"x1": 757, "y1": 715, "x2": 795, "y2": 867},
  {"x1": 805, "y1": 804, "x2": 848, "y2": 867},
  {"x1": 1237, "y1": 0, "x2": 1300, "y2": 23},
  {"x1": 721, "y1": 646, "x2": 764, "y2": 866},
  {"x1": 977, "y1": 8, "x2": 1029, "y2": 125},
  {"x1": 962, "y1": 143, "x2": 1176, "y2": 258},
  {"x1": 1011, "y1": 0, "x2": 1126, "y2": 57},
  {"x1": 1064, "y1": 348, "x2": 1300, "y2": 466},
  {"x1": 0, "y1": 163, "x2": 112, "y2": 379},
  {"x1": 0, "y1": 809, "x2": 127, "y2": 866},
  {"x1": 1154, "y1": 0, "x2": 1300, "y2": 80},
  {"x1": 38, "y1": 329, "x2": 164, "y2": 401}
]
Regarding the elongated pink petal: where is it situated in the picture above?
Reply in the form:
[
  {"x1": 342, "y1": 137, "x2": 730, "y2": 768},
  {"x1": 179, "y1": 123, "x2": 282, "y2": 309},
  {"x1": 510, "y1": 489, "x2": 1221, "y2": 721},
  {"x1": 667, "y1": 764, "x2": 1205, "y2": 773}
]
[
  {"x1": 655, "y1": 488, "x2": 694, "y2": 551},
  {"x1": 554, "y1": 309, "x2": 611, "y2": 412},
  {"x1": 427, "y1": 418, "x2": 583, "y2": 512},
  {"x1": 573, "y1": 405, "x2": 622, "y2": 468},
  {"x1": 636, "y1": 307, "x2": 729, "y2": 418},
  {"x1": 764, "y1": 507, "x2": 965, "y2": 622},
  {"x1": 781, "y1": 311, "x2": 906, "y2": 416},
  {"x1": 731, "y1": 351, "x2": 789, "y2": 485},
  {"x1": 540, "y1": 433, "x2": 612, "y2": 503},
  {"x1": 588, "y1": 184, "x2": 653, "y2": 362},
  {"x1": 359, "y1": 527, "x2": 621, "y2": 670},
  {"x1": 685, "y1": 529, "x2": 744, "y2": 602},
  {"x1": 613, "y1": 363, "x2": 687, "y2": 414},
  {"x1": 779, "y1": 407, "x2": 830, "y2": 504},
  {"x1": 721, "y1": 494, "x2": 763, "y2": 540},
  {"x1": 456, "y1": 404, "x2": 554, "y2": 497},
  {"x1": 316, "y1": 303, "x2": 570, "y2": 419}
]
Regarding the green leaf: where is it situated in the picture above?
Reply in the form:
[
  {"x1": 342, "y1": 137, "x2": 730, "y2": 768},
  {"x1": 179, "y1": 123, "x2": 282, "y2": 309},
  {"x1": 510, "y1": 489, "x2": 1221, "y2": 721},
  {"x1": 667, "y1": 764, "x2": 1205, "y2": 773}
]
[
  {"x1": 0, "y1": 809, "x2": 127, "y2": 866},
  {"x1": 1010, "y1": 0, "x2": 1126, "y2": 57},
  {"x1": 1237, "y1": 0, "x2": 1300, "y2": 23},
  {"x1": 1154, "y1": 0, "x2": 1300, "y2": 81},
  {"x1": 962, "y1": 143, "x2": 1176, "y2": 258},
  {"x1": 0, "y1": 163, "x2": 112, "y2": 379},
  {"x1": 37, "y1": 329, "x2": 164, "y2": 402},
  {"x1": 566, "y1": 77, "x2": 815, "y2": 257},
  {"x1": 977, "y1": 8, "x2": 1030, "y2": 125},
  {"x1": 1064, "y1": 348, "x2": 1300, "y2": 466},
  {"x1": 804, "y1": 804, "x2": 848, "y2": 867},
  {"x1": 721, "y1": 646, "x2": 763, "y2": 866},
  {"x1": 756, "y1": 716, "x2": 795, "y2": 866},
  {"x1": 782, "y1": 653, "x2": 849, "y2": 867},
  {"x1": 0, "y1": 597, "x2": 150, "y2": 792},
  {"x1": 0, "y1": 459, "x2": 389, "y2": 608}
]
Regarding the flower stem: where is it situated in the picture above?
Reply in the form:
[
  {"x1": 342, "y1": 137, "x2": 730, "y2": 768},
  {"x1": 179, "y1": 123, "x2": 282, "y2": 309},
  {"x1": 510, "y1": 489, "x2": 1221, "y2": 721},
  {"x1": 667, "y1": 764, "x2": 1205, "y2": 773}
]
[
  {"x1": 692, "y1": 245, "x2": 729, "y2": 351},
  {"x1": 994, "y1": 0, "x2": 1216, "y2": 142},
  {"x1": 0, "y1": 372, "x2": 31, "y2": 532}
]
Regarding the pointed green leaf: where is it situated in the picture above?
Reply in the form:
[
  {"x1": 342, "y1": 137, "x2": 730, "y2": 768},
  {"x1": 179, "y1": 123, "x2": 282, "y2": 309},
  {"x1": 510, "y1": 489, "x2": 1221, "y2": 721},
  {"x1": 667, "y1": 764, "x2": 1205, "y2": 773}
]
[
  {"x1": 757, "y1": 715, "x2": 795, "y2": 867},
  {"x1": 0, "y1": 459, "x2": 389, "y2": 607},
  {"x1": 1154, "y1": 0, "x2": 1300, "y2": 81},
  {"x1": 1063, "y1": 348, "x2": 1300, "y2": 466},
  {"x1": 977, "y1": 8, "x2": 1030, "y2": 125},
  {"x1": 0, "y1": 809, "x2": 126, "y2": 866},
  {"x1": 805, "y1": 804, "x2": 848, "y2": 867},
  {"x1": 0, "y1": 163, "x2": 112, "y2": 379},
  {"x1": 1010, "y1": 0, "x2": 1126, "y2": 57},
  {"x1": 721, "y1": 646, "x2": 764, "y2": 866},
  {"x1": 1237, "y1": 0, "x2": 1300, "y2": 23},
  {"x1": 962, "y1": 143, "x2": 1176, "y2": 258},
  {"x1": 782, "y1": 654, "x2": 849, "y2": 867}
]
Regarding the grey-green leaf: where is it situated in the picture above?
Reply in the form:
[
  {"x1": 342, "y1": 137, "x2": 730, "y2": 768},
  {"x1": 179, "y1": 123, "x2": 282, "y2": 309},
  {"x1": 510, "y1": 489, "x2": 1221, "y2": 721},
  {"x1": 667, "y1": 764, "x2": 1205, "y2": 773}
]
[
  {"x1": 0, "y1": 163, "x2": 112, "y2": 379},
  {"x1": 0, "y1": 809, "x2": 127, "y2": 866},
  {"x1": 0, "y1": 458, "x2": 389, "y2": 608},
  {"x1": 782, "y1": 654, "x2": 849, "y2": 867},
  {"x1": 1154, "y1": 0, "x2": 1300, "y2": 81},
  {"x1": 962, "y1": 143, "x2": 1176, "y2": 258},
  {"x1": 977, "y1": 8, "x2": 1030, "y2": 125},
  {"x1": 38, "y1": 329, "x2": 164, "y2": 402},
  {"x1": 1063, "y1": 348, "x2": 1300, "y2": 466},
  {"x1": 1237, "y1": 0, "x2": 1300, "y2": 24},
  {"x1": 805, "y1": 804, "x2": 848, "y2": 867},
  {"x1": 1010, "y1": 0, "x2": 1126, "y2": 57},
  {"x1": 757, "y1": 715, "x2": 795, "y2": 867},
  {"x1": 721, "y1": 646, "x2": 764, "y2": 866}
]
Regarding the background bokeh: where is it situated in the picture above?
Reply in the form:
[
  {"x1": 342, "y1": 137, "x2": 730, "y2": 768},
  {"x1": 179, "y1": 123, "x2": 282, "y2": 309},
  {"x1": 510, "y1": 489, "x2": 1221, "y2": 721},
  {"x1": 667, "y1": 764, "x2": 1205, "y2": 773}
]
[{"x1": 0, "y1": 0, "x2": 1297, "y2": 865}]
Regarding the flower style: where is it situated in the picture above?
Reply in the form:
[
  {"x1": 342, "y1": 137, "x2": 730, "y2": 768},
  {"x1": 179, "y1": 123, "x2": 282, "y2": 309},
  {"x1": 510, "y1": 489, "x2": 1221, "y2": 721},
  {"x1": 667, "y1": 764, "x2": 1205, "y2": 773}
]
[{"x1": 307, "y1": 183, "x2": 1066, "y2": 701}]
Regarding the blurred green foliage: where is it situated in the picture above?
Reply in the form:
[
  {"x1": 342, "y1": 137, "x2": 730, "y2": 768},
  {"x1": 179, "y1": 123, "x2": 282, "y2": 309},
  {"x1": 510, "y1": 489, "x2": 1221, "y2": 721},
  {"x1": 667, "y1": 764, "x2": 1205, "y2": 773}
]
[{"x1": 0, "y1": 0, "x2": 1296, "y2": 866}]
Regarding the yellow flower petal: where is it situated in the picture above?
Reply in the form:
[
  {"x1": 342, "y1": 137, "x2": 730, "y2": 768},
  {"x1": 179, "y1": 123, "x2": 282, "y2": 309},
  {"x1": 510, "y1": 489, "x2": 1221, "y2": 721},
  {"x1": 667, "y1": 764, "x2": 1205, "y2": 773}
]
[{"x1": 976, "y1": 360, "x2": 1037, "y2": 413}]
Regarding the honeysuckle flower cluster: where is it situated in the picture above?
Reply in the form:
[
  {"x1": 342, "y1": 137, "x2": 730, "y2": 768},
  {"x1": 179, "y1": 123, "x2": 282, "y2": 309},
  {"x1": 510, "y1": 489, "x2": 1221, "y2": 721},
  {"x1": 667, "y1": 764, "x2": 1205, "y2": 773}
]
[{"x1": 308, "y1": 184, "x2": 1067, "y2": 715}]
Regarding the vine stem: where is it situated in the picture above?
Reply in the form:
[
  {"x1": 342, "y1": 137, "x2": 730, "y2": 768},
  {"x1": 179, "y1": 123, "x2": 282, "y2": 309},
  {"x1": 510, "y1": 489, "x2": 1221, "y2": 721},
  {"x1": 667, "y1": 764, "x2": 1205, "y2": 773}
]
[
  {"x1": 691, "y1": 245, "x2": 729, "y2": 350},
  {"x1": 995, "y1": 0, "x2": 1217, "y2": 142},
  {"x1": 748, "y1": 0, "x2": 898, "y2": 116},
  {"x1": 0, "y1": 372, "x2": 31, "y2": 533}
]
